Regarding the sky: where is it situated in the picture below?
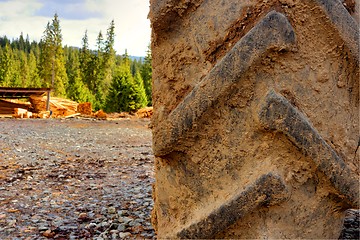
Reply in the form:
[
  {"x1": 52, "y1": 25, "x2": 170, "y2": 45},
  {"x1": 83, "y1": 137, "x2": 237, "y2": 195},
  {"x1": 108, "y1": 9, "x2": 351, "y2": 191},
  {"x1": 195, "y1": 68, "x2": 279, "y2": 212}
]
[{"x1": 0, "y1": 0, "x2": 151, "y2": 56}]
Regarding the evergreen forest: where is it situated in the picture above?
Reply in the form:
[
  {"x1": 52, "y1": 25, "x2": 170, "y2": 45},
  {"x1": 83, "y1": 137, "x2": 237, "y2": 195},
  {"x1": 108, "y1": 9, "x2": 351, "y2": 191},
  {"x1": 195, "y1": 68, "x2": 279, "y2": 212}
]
[{"x1": 0, "y1": 14, "x2": 152, "y2": 112}]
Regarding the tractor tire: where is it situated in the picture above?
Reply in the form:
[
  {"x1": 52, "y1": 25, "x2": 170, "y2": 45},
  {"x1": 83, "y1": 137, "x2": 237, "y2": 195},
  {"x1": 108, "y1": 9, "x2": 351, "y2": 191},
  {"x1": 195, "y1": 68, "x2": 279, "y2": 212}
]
[{"x1": 149, "y1": 0, "x2": 359, "y2": 238}]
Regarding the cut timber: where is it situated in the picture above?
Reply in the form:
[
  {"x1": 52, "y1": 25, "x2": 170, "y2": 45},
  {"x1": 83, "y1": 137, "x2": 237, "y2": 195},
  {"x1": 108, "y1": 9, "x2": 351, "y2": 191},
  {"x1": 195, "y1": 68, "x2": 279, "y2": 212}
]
[
  {"x1": 29, "y1": 96, "x2": 78, "y2": 118},
  {"x1": 0, "y1": 99, "x2": 30, "y2": 115},
  {"x1": 77, "y1": 102, "x2": 92, "y2": 115},
  {"x1": 64, "y1": 113, "x2": 81, "y2": 119}
]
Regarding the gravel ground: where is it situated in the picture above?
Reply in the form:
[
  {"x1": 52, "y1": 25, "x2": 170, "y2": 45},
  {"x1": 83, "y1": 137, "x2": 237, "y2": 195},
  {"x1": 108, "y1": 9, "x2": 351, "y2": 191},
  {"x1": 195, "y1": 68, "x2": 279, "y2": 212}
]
[{"x1": 0, "y1": 118, "x2": 155, "y2": 239}]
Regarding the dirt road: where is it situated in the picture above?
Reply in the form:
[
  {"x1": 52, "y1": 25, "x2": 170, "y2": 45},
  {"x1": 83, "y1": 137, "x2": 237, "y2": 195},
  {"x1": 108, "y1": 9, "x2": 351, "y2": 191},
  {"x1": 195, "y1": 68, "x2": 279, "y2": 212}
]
[{"x1": 0, "y1": 118, "x2": 155, "y2": 239}]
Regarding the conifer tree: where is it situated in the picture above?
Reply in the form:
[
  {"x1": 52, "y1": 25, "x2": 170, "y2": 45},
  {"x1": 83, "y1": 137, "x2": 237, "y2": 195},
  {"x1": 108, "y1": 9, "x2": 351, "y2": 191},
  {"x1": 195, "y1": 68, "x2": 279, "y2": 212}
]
[
  {"x1": 0, "y1": 36, "x2": 10, "y2": 48},
  {"x1": 140, "y1": 45, "x2": 152, "y2": 105},
  {"x1": 28, "y1": 50, "x2": 41, "y2": 87},
  {"x1": 18, "y1": 50, "x2": 29, "y2": 87},
  {"x1": 133, "y1": 71, "x2": 148, "y2": 107},
  {"x1": 18, "y1": 33, "x2": 26, "y2": 52},
  {"x1": 65, "y1": 47, "x2": 93, "y2": 103},
  {"x1": 105, "y1": 62, "x2": 147, "y2": 113},
  {"x1": 105, "y1": 64, "x2": 131, "y2": 113},
  {"x1": 39, "y1": 13, "x2": 68, "y2": 96},
  {"x1": 25, "y1": 34, "x2": 31, "y2": 53},
  {"x1": 0, "y1": 43, "x2": 19, "y2": 86},
  {"x1": 79, "y1": 30, "x2": 91, "y2": 87},
  {"x1": 92, "y1": 31, "x2": 105, "y2": 109},
  {"x1": 122, "y1": 49, "x2": 130, "y2": 67},
  {"x1": 0, "y1": 44, "x2": 9, "y2": 85},
  {"x1": 103, "y1": 20, "x2": 116, "y2": 94}
]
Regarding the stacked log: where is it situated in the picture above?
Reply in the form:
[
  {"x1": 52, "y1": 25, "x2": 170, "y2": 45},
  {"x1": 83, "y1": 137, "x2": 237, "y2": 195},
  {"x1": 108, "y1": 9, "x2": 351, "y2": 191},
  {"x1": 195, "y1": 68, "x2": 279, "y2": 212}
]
[
  {"x1": 55, "y1": 98, "x2": 78, "y2": 113},
  {"x1": 29, "y1": 96, "x2": 46, "y2": 113},
  {"x1": 0, "y1": 99, "x2": 31, "y2": 115},
  {"x1": 29, "y1": 95, "x2": 78, "y2": 117},
  {"x1": 77, "y1": 102, "x2": 92, "y2": 115},
  {"x1": 0, "y1": 106, "x2": 15, "y2": 115}
]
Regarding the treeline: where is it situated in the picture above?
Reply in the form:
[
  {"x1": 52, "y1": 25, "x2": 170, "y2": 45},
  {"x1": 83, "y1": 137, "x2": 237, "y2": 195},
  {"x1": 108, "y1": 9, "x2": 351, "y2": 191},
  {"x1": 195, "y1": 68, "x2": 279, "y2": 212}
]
[{"x1": 0, "y1": 14, "x2": 152, "y2": 112}]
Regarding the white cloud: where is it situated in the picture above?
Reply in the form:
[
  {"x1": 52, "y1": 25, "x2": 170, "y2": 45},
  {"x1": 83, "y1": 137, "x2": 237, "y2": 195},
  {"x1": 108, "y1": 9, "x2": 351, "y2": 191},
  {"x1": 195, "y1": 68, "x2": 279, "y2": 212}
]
[
  {"x1": 0, "y1": 0, "x2": 48, "y2": 41},
  {"x1": 0, "y1": 0, "x2": 42, "y2": 18},
  {"x1": 81, "y1": 0, "x2": 151, "y2": 56}
]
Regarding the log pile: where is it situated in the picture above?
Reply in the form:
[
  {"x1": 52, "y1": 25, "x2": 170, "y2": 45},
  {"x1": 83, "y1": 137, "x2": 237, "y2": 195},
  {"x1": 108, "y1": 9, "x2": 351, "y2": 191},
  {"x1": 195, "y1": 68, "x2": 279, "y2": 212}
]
[
  {"x1": 77, "y1": 102, "x2": 92, "y2": 115},
  {"x1": 0, "y1": 99, "x2": 31, "y2": 115},
  {"x1": 29, "y1": 96, "x2": 78, "y2": 117},
  {"x1": 1, "y1": 95, "x2": 153, "y2": 119}
]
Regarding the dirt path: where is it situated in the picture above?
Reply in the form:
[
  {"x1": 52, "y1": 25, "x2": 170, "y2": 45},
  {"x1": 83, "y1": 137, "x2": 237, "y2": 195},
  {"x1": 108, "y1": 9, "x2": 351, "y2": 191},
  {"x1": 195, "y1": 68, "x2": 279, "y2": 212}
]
[{"x1": 0, "y1": 118, "x2": 155, "y2": 239}]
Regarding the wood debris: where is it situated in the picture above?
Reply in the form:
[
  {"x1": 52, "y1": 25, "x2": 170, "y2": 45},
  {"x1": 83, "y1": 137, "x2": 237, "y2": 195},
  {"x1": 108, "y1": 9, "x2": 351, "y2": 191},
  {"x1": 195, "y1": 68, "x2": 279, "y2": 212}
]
[
  {"x1": 64, "y1": 113, "x2": 81, "y2": 119},
  {"x1": 135, "y1": 107, "x2": 153, "y2": 118},
  {"x1": 13, "y1": 108, "x2": 33, "y2": 119},
  {"x1": 94, "y1": 110, "x2": 107, "y2": 119}
]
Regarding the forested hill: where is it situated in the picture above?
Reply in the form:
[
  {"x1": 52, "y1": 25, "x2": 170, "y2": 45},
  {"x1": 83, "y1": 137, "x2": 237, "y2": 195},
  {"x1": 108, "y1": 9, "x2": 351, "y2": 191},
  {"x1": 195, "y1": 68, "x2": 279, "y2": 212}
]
[{"x1": 0, "y1": 14, "x2": 152, "y2": 112}]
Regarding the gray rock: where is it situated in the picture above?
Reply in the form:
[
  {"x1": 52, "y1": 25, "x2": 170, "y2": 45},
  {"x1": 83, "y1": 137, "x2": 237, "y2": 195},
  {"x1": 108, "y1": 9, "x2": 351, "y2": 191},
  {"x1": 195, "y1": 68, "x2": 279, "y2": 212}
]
[
  {"x1": 119, "y1": 217, "x2": 133, "y2": 225},
  {"x1": 119, "y1": 232, "x2": 131, "y2": 238},
  {"x1": 86, "y1": 222, "x2": 97, "y2": 229},
  {"x1": 108, "y1": 207, "x2": 116, "y2": 214},
  {"x1": 99, "y1": 221, "x2": 110, "y2": 228},
  {"x1": 117, "y1": 223, "x2": 126, "y2": 231},
  {"x1": 37, "y1": 224, "x2": 49, "y2": 231}
]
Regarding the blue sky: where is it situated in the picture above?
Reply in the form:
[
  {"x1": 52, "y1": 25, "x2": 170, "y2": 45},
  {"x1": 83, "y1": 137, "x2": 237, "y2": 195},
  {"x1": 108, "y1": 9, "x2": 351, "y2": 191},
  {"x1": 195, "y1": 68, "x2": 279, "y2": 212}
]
[{"x1": 0, "y1": 0, "x2": 151, "y2": 56}]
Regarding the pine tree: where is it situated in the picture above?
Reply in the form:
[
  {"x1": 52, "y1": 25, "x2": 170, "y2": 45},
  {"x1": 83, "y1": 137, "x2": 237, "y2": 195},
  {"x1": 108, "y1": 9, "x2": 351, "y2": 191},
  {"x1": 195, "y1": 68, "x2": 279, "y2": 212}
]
[
  {"x1": 93, "y1": 31, "x2": 105, "y2": 109},
  {"x1": 25, "y1": 34, "x2": 31, "y2": 53},
  {"x1": 18, "y1": 33, "x2": 25, "y2": 52},
  {"x1": 39, "y1": 13, "x2": 68, "y2": 97},
  {"x1": 122, "y1": 49, "x2": 130, "y2": 68},
  {"x1": 0, "y1": 43, "x2": 19, "y2": 86},
  {"x1": 18, "y1": 50, "x2": 29, "y2": 87},
  {"x1": 28, "y1": 50, "x2": 41, "y2": 87},
  {"x1": 103, "y1": 20, "x2": 116, "y2": 94},
  {"x1": 133, "y1": 71, "x2": 148, "y2": 107},
  {"x1": 65, "y1": 47, "x2": 93, "y2": 103},
  {"x1": 0, "y1": 44, "x2": 9, "y2": 85},
  {"x1": 79, "y1": 30, "x2": 91, "y2": 87},
  {"x1": 105, "y1": 65, "x2": 132, "y2": 112},
  {"x1": 131, "y1": 59, "x2": 141, "y2": 76},
  {"x1": 140, "y1": 44, "x2": 152, "y2": 106},
  {"x1": 105, "y1": 63, "x2": 147, "y2": 113}
]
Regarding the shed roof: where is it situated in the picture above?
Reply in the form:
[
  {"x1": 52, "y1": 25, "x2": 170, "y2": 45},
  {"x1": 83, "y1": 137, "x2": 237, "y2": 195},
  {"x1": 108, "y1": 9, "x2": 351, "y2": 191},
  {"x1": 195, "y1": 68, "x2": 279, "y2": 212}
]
[{"x1": 0, "y1": 87, "x2": 51, "y2": 99}]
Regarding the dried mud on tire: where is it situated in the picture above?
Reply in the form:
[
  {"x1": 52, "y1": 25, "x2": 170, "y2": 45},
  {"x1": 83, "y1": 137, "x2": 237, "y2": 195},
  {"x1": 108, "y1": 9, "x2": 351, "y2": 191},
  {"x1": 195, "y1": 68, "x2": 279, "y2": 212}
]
[{"x1": 0, "y1": 118, "x2": 155, "y2": 239}]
